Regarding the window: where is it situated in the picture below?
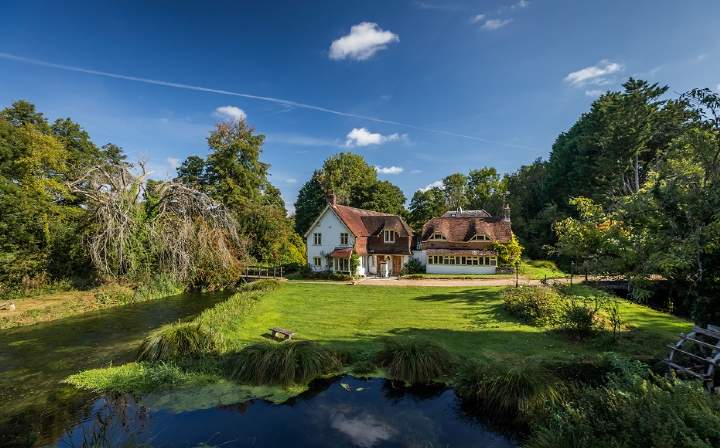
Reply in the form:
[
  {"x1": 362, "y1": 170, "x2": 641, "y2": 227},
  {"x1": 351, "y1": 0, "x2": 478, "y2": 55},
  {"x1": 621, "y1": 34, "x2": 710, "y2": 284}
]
[
  {"x1": 313, "y1": 233, "x2": 322, "y2": 245},
  {"x1": 340, "y1": 233, "x2": 349, "y2": 245},
  {"x1": 313, "y1": 256, "x2": 322, "y2": 267},
  {"x1": 383, "y1": 230, "x2": 395, "y2": 243},
  {"x1": 428, "y1": 232, "x2": 445, "y2": 241},
  {"x1": 469, "y1": 234, "x2": 490, "y2": 241},
  {"x1": 336, "y1": 258, "x2": 349, "y2": 272}
]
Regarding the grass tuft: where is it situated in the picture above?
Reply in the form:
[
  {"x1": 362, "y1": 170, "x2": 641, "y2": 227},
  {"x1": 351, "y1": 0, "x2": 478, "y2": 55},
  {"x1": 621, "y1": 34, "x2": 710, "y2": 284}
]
[
  {"x1": 228, "y1": 340, "x2": 342, "y2": 387},
  {"x1": 455, "y1": 362, "x2": 564, "y2": 421},
  {"x1": 137, "y1": 321, "x2": 224, "y2": 361},
  {"x1": 376, "y1": 338, "x2": 455, "y2": 384},
  {"x1": 238, "y1": 278, "x2": 282, "y2": 293}
]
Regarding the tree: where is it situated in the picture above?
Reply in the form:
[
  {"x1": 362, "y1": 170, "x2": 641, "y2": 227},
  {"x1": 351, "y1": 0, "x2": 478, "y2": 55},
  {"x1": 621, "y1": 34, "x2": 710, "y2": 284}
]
[
  {"x1": 408, "y1": 187, "x2": 446, "y2": 229},
  {"x1": 493, "y1": 234, "x2": 523, "y2": 267},
  {"x1": 467, "y1": 167, "x2": 507, "y2": 215},
  {"x1": 317, "y1": 152, "x2": 377, "y2": 205},
  {"x1": 354, "y1": 180, "x2": 406, "y2": 216},
  {"x1": 442, "y1": 173, "x2": 468, "y2": 210},
  {"x1": 175, "y1": 155, "x2": 207, "y2": 188},
  {"x1": 293, "y1": 172, "x2": 327, "y2": 235}
]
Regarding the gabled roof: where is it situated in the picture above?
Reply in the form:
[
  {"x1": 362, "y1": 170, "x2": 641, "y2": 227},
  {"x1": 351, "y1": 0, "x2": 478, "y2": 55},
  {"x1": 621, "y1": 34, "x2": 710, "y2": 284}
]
[
  {"x1": 421, "y1": 214, "x2": 512, "y2": 243},
  {"x1": 331, "y1": 204, "x2": 413, "y2": 237}
]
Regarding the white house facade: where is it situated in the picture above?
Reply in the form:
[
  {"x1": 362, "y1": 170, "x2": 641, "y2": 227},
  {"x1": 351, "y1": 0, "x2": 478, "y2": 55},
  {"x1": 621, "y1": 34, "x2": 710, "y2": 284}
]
[{"x1": 304, "y1": 195, "x2": 413, "y2": 277}]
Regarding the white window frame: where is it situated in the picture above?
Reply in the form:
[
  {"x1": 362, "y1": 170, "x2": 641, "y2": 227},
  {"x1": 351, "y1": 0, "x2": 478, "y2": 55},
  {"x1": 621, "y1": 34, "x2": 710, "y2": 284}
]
[
  {"x1": 313, "y1": 256, "x2": 322, "y2": 267},
  {"x1": 313, "y1": 233, "x2": 321, "y2": 245},
  {"x1": 384, "y1": 230, "x2": 396, "y2": 243},
  {"x1": 428, "y1": 232, "x2": 445, "y2": 241},
  {"x1": 340, "y1": 232, "x2": 349, "y2": 245},
  {"x1": 469, "y1": 234, "x2": 490, "y2": 241}
]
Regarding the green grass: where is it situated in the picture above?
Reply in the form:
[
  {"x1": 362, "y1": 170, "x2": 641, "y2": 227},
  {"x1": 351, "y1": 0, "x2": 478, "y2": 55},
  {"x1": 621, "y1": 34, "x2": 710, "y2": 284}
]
[
  {"x1": 519, "y1": 260, "x2": 566, "y2": 280},
  {"x1": 67, "y1": 281, "x2": 692, "y2": 402},
  {"x1": 401, "y1": 273, "x2": 515, "y2": 279}
]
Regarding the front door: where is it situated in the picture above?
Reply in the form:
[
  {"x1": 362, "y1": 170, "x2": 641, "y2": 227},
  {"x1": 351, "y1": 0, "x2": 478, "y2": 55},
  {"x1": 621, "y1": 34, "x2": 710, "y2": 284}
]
[{"x1": 392, "y1": 256, "x2": 402, "y2": 275}]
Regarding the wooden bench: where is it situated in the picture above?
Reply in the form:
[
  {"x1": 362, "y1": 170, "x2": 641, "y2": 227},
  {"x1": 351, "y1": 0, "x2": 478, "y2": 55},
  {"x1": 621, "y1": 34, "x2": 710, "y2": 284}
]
[{"x1": 269, "y1": 327, "x2": 295, "y2": 340}]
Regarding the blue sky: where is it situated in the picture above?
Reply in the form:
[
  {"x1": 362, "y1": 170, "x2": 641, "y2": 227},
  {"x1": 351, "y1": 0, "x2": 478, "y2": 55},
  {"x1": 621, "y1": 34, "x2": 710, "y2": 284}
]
[{"x1": 1, "y1": 0, "x2": 719, "y2": 212}]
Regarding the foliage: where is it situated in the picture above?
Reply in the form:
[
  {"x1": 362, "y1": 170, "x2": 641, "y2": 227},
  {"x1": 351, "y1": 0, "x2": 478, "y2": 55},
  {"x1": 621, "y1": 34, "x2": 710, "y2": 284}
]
[
  {"x1": 467, "y1": 167, "x2": 508, "y2": 215},
  {"x1": 408, "y1": 187, "x2": 447, "y2": 230},
  {"x1": 493, "y1": 234, "x2": 523, "y2": 267},
  {"x1": 503, "y1": 286, "x2": 562, "y2": 326},
  {"x1": 402, "y1": 257, "x2": 426, "y2": 275},
  {"x1": 455, "y1": 362, "x2": 564, "y2": 421},
  {"x1": 137, "y1": 322, "x2": 224, "y2": 361},
  {"x1": 294, "y1": 152, "x2": 410, "y2": 234},
  {"x1": 376, "y1": 338, "x2": 455, "y2": 384},
  {"x1": 238, "y1": 278, "x2": 282, "y2": 293},
  {"x1": 558, "y1": 297, "x2": 599, "y2": 339},
  {"x1": 349, "y1": 253, "x2": 360, "y2": 277},
  {"x1": 228, "y1": 341, "x2": 342, "y2": 387},
  {"x1": 132, "y1": 274, "x2": 184, "y2": 302},
  {"x1": 526, "y1": 362, "x2": 720, "y2": 448}
]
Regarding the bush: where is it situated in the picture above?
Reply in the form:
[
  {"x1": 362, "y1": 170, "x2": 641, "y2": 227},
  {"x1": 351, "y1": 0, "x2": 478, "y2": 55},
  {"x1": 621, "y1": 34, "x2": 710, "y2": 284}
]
[
  {"x1": 455, "y1": 362, "x2": 564, "y2": 421},
  {"x1": 137, "y1": 322, "x2": 224, "y2": 361},
  {"x1": 228, "y1": 341, "x2": 342, "y2": 387},
  {"x1": 402, "y1": 258, "x2": 426, "y2": 275},
  {"x1": 503, "y1": 286, "x2": 561, "y2": 325},
  {"x1": 376, "y1": 338, "x2": 455, "y2": 384},
  {"x1": 133, "y1": 273, "x2": 184, "y2": 301},
  {"x1": 94, "y1": 284, "x2": 134, "y2": 305},
  {"x1": 558, "y1": 297, "x2": 599, "y2": 338},
  {"x1": 238, "y1": 278, "x2": 281, "y2": 293},
  {"x1": 526, "y1": 362, "x2": 720, "y2": 448}
]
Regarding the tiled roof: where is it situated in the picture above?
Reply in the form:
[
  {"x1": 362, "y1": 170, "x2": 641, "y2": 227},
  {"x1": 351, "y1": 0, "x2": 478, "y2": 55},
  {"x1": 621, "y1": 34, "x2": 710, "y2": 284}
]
[
  {"x1": 329, "y1": 247, "x2": 353, "y2": 258},
  {"x1": 331, "y1": 204, "x2": 413, "y2": 256},
  {"x1": 421, "y1": 215, "x2": 512, "y2": 243}
]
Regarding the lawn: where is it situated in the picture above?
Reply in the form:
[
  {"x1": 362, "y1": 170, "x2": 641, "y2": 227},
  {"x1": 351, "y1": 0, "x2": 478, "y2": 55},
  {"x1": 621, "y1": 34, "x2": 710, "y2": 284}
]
[
  {"x1": 399, "y1": 259, "x2": 565, "y2": 280},
  {"x1": 219, "y1": 282, "x2": 690, "y2": 363}
]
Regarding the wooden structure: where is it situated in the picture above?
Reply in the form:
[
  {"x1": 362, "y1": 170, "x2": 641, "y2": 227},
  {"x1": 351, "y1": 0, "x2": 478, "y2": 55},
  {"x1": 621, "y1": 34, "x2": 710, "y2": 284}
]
[
  {"x1": 665, "y1": 325, "x2": 720, "y2": 391},
  {"x1": 269, "y1": 327, "x2": 295, "y2": 341},
  {"x1": 242, "y1": 265, "x2": 284, "y2": 279}
]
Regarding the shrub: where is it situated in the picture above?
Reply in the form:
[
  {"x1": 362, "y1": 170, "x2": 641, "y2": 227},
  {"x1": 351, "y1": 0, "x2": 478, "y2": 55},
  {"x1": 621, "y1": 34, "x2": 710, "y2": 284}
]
[
  {"x1": 238, "y1": 278, "x2": 281, "y2": 293},
  {"x1": 133, "y1": 273, "x2": 184, "y2": 301},
  {"x1": 94, "y1": 284, "x2": 134, "y2": 305},
  {"x1": 137, "y1": 322, "x2": 224, "y2": 361},
  {"x1": 376, "y1": 338, "x2": 455, "y2": 384},
  {"x1": 228, "y1": 341, "x2": 342, "y2": 387},
  {"x1": 455, "y1": 362, "x2": 564, "y2": 421},
  {"x1": 402, "y1": 258, "x2": 426, "y2": 275},
  {"x1": 526, "y1": 362, "x2": 720, "y2": 448},
  {"x1": 558, "y1": 297, "x2": 599, "y2": 338},
  {"x1": 503, "y1": 286, "x2": 561, "y2": 325}
]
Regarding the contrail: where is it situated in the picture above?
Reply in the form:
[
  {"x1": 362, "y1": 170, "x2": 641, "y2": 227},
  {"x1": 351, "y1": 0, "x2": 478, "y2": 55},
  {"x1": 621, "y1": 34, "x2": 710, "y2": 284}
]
[{"x1": 0, "y1": 52, "x2": 531, "y2": 149}]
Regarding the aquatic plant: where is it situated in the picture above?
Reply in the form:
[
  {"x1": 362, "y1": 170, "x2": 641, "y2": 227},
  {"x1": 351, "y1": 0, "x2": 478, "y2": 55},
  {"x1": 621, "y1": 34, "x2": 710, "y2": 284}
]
[
  {"x1": 376, "y1": 338, "x2": 455, "y2": 384},
  {"x1": 228, "y1": 340, "x2": 342, "y2": 387},
  {"x1": 137, "y1": 322, "x2": 224, "y2": 361},
  {"x1": 455, "y1": 362, "x2": 564, "y2": 420}
]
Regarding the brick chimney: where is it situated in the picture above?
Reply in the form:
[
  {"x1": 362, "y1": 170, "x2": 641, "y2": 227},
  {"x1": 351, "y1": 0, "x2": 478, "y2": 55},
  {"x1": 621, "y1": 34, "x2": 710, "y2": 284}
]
[
  {"x1": 327, "y1": 192, "x2": 337, "y2": 206},
  {"x1": 503, "y1": 203, "x2": 511, "y2": 222}
]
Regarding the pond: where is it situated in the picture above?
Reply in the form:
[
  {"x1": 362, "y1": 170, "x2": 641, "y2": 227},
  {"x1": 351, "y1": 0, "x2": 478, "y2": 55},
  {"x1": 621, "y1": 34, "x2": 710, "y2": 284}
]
[
  {"x1": 53, "y1": 376, "x2": 517, "y2": 448},
  {"x1": 0, "y1": 292, "x2": 518, "y2": 447}
]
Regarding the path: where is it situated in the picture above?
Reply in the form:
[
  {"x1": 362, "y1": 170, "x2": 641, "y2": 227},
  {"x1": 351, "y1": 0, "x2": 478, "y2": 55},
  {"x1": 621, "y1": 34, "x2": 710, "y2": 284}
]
[{"x1": 289, "y1": 276, "x2": 579, "y2": 287}]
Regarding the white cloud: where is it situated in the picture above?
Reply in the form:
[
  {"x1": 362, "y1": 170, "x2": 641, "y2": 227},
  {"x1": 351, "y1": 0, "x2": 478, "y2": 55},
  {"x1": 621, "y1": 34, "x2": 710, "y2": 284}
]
[
  {"x1": 214, "y1": 105, "x2": 247, "y2": 122},
  {"x1": 284, "y1": 178, "x2": 297, "y2": 184},
  {"x1": 375, "y1": 165, "x2": 404, "y2": 175},
  {"x1": 420, "y1": 180, "x2": 444, "y2": 192},
  {"x1": 716, "y1": 83, "x2": 720, "y2": 92},
  {"x1": 564, "y1": 60, "x2": 623, "y2": 86},
  {"x1": 470, "y1": 14, "x2": 486, "y2": 23},
  {"x1": 329, "y1": 22, "x2": 399, "y2": 61},
  {"x1": 345, "y1": 127, "x2": 403, "y2": 147},
  {"x1": 512, "y1": 0, "x2": 530, "y2": 8},
  {"x1": 696, "y1": 53, "x2": 708, "y2": 62},
  {"x1": 410, "y1": 169, "x2": 423, "y2": 174},
  {"x1": 482, "y1": 18, "x2": 513, "y2": 30},
  {"x1": 166, "y1": 157, "x2": 180, "y2": 169},
  {"x1": 585, "y1": 89, "x2": 604, "y2": 98},
  {"x1": 331, "y1": 413, "x2": 397, "y2": 448}
]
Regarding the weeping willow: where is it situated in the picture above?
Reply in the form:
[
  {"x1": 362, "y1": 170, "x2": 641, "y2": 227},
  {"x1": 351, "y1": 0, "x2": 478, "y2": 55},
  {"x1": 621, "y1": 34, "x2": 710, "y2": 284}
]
[{"x1": 70, "y1": 162, "x2": 246, "y2": 286}]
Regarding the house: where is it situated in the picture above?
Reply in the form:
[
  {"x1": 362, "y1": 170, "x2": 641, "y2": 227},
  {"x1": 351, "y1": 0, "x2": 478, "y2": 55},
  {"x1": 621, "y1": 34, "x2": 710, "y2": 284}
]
[
  {"x1": 304, "y1": 194, "x2": 413, "y2": 276},
  {"x1": 413, "y1": 206, "x2": 512, "y2": 274}
]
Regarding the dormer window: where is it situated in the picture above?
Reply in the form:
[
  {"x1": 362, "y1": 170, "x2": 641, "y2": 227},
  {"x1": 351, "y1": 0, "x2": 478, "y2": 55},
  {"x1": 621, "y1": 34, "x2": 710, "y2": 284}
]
[
  {"x1": 469, "y1": 234, "x2": 490, "y2": 241},
  {"x1": 428, "y1": 232, "x2": 446, "y2": 241},
  {"x1": 383, "y1": 230, "x2": 396, "y2": 243},
  {"x1": 340, "y1": 233, "x2": 349, "y2": 245}
]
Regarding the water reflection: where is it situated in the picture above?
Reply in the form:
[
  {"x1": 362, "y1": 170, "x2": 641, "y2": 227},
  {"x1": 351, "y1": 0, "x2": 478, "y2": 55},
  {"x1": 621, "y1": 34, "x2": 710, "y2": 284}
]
[{"x1": 53, "y1": 376, "x2": 518, "y2": 448}]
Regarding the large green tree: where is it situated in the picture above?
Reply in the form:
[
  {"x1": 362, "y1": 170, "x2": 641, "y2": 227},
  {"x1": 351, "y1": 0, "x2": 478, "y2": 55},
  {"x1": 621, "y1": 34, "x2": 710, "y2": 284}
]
[{"x1": 467, "y1": 167, "x2": 507, "y2": 215}]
